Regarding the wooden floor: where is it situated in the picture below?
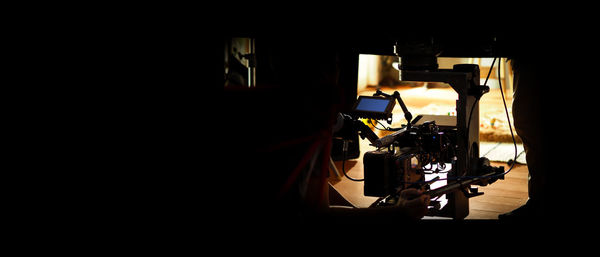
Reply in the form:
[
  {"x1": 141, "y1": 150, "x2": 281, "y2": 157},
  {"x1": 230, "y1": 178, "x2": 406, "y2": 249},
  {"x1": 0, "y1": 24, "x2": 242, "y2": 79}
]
[{"x1": 329, "y1": 138, "x2": 528, "y2": 219}]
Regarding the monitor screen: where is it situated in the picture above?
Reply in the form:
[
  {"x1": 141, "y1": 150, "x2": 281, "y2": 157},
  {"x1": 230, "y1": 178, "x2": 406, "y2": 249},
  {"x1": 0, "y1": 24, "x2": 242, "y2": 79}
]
[
  {"x1": 351, "y1": 96, "x2": 395, "y2": 121},
  {"x1": 354, "y1": 97, "x2": 393, "y2": 113}
]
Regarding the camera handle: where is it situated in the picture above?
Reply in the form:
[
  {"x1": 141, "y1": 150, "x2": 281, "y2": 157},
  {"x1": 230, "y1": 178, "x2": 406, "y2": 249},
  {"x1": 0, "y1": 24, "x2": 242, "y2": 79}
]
[{"x1": 373, "y1": 90, "x2": 413, "y2": 128}]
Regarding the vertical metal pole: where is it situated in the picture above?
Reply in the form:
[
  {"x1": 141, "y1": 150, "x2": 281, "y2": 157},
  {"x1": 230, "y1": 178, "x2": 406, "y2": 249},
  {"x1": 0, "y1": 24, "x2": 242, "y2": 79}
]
[{"x1": 248, "y1": 38, "x2": 256, "y2": 87}]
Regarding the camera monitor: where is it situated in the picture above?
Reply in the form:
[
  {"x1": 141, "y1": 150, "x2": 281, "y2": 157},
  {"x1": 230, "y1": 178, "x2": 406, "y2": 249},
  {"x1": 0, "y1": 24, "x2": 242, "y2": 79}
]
[{"x1": 352, "y1": 96, "x2": 395, "y2": 121}]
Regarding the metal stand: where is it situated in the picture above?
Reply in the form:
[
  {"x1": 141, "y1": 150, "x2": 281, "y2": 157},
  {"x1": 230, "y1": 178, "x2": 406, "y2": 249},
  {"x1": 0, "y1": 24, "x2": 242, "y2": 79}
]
[{"x1": 401, "y1": 64, "x2": 486, "y2": 219}]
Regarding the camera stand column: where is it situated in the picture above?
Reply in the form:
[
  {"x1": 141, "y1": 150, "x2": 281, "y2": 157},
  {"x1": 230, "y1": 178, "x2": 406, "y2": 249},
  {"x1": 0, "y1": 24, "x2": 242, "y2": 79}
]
[{"x1": 401, "y1": 64, "x2": 483, "y2": 220}]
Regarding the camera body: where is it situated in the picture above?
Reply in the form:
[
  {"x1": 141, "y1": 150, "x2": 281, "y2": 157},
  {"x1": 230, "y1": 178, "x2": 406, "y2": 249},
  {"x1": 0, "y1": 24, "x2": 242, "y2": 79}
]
[{"x1": 363, "y1": 118, "x2": 457, "y2": 197}]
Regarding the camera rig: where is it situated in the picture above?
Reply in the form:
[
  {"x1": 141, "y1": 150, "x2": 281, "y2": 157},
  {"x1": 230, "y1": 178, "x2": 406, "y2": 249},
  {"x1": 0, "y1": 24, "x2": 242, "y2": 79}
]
[{"x1": 338, "y1": 61, "x2": 505, "y2": 219}]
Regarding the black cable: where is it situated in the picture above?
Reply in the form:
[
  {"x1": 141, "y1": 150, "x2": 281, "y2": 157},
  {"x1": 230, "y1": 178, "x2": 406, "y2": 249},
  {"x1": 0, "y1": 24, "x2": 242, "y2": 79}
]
[
  {"x1": 371, "y1": 119, "x2": 403, "y2": 131},
  {"x1": 497, "y1": 59, "x2": 518, "y2": 175},
  {"x1": 369, "y1": 119, "x2": 388, "y2": 131},
  {"x1": 466, "y1": 57, "x2": 497, "y2": 146},
  {"x1": 341, "y1": 140, "x2": 364, "y2": 181},
  {"x1": 376, "y1": 120, "x2": 391, "y2": 130},
  {"x1": 483, "y1": 58, "x2": 497, "y2": 88}
]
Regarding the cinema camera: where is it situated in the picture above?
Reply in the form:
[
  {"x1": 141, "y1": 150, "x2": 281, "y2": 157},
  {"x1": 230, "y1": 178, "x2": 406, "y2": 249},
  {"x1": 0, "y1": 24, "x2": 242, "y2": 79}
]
[{"x1": 337, "y1": 43, "x2": 507, "y2": 219}]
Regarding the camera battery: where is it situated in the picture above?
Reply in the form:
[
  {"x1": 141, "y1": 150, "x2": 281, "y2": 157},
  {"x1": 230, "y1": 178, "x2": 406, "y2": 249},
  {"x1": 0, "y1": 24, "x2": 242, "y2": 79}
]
[{"x1": 363, "y1": 149, "x2": 420, "y2": 197}]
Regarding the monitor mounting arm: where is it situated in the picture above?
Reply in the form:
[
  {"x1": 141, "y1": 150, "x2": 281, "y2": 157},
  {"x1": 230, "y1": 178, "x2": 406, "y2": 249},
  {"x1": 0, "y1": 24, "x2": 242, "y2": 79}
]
[{"x1": 373, "y1": 89, "x2": 413, "y2": 128}]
